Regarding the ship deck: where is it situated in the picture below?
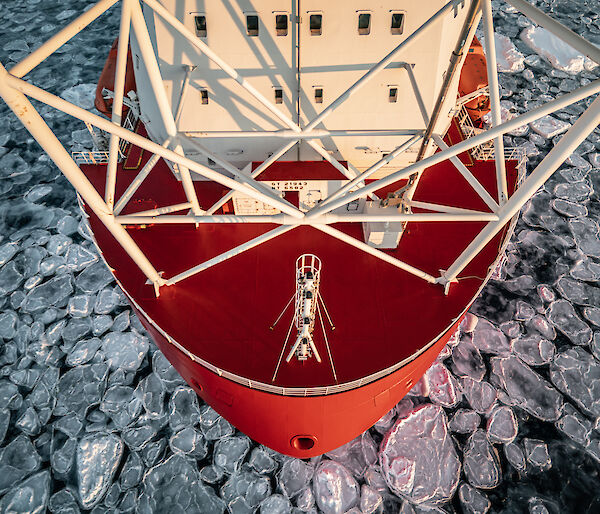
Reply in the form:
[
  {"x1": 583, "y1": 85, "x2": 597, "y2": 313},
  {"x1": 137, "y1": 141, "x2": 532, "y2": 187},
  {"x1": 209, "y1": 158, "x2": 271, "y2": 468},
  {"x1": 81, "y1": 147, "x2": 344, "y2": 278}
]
[{"x1": 81, "y1": 121, "x2": 518, "y2": 389}]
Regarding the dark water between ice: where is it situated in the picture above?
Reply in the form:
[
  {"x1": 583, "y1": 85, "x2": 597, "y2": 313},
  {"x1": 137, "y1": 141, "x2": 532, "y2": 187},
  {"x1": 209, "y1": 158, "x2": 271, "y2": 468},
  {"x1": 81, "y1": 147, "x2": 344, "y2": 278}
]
[{"x1": 1, "y1": 0, "x2": 600, "y2": 513}]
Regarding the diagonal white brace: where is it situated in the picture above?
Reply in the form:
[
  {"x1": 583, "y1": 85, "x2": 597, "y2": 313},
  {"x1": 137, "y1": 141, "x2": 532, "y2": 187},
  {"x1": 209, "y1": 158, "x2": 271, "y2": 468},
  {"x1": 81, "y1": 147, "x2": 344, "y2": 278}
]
[{"x1": 442, "y1": 93, "x2": 600, "y2": 285}]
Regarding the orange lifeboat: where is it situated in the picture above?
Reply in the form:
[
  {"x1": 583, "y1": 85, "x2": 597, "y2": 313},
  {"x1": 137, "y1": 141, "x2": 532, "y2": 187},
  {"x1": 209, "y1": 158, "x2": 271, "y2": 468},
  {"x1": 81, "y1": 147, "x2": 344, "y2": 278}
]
[
  {"x1": 458, "y1": 35, "x2": 490, "y2": 124},
  {"x1": 94, "y1": 38, "x2": 136, "y2": 118}
]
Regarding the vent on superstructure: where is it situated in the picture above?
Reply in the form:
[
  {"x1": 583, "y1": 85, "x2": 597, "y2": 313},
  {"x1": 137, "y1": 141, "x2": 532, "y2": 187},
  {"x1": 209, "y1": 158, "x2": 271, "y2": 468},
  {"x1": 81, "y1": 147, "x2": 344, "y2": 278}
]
[
  {"x1": 200, "y1": 90, "x2": 209, "y2": 104},
  {"x1": 247, "y1": 15, "x2": 259, "y2": 36},
  {"x1": 274, "y1": 88, "x2": 283, "y2": 104},
  {"x1": 194, "y1": 16, "x2": 207, "y2": 37},
  {"x1": 314, "y1": 88, "x2": 323, "y2": 104},
  {"x1": 389, "y1": 87, "x2": 398, "y2": 103},
  {"x1": 391, "y1": 13, "x2": 404, "y2": 35},
  {"x1": 358, "y1": 13, "x2": 371, "y2": 35},
  {"x1": 276, "y1": 14, "x2": 288, "y2": 36},
  {"x1": 310, "y1": 14, "x2": 322, "y2": 36}
]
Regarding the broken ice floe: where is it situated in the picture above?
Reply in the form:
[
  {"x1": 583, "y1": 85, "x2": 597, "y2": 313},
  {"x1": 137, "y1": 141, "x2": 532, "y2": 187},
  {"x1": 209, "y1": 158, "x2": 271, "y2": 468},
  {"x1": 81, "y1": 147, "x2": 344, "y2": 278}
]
[
  {"x1": 380, "y1": 405, "x2": 460, "y2": 505},
  {"x1": 520, "y1": 25, "x2": 597, "y2": 74}
]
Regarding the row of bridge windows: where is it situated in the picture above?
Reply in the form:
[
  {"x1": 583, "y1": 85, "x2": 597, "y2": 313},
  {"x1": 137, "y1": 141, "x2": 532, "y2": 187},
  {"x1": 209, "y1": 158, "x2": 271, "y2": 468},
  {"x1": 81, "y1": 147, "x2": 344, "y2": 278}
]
[
  {"x1": 194, "y1": 12, "x2": 405, "y2": 38},
  {"x1": 198, "y1": 87, "x2": 400, "y2": 105}
]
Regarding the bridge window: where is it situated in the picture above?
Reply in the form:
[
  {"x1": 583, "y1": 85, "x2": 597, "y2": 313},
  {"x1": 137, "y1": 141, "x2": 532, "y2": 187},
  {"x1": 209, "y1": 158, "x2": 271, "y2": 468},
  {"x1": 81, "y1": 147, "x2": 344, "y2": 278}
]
[
  {"x1": 275, "y1": 88, "x2": 283, "y2": 104},
  {"x1": 391, "y1": 13, "x2": 404, "y2": 35},
  {"x1": 276, "y1": 14, "x2": 288, "y2": 36},
  {"x1": 310, "y1": 14, "x2": 322, "y2": 36},
  {"x1": 358, "y1": 13, "x2": 371, "y2": 35},
  {"x1": 389, "y1": 87, "x2": 398, "y2": 103},
  {"x1": 194, "y1": 16, "x2": 207, "y2": 37},
  {"x1": 247, "y1": 15, "x2": 259, "y2": 36}
]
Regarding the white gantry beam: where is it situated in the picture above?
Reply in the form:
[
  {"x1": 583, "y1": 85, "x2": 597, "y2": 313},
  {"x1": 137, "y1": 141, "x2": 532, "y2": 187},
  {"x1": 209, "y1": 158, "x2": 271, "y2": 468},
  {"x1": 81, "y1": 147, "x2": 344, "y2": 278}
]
[
  {"x1": 6, "y1": 73, "x2": 305, "y2": 219},
  {"x1": 9, "y1": 0, "x2": 120, "y2": 78},
  {"x1": 106, "y1": 0, "x2": 132, "y2": 211},
  {"x1": 481, "y1": 0, "x2": 508, "y2": 205},
  {"x1": 432, "y1": 134, "x2": 499, "y2": 211},
  {"x1": 129, "y1": 0, "x2": 203, "y2": 215},
  {"x1": 0, "y1": 62, "x2": 165, "y2": 292},
  {"x1": 116, "y1": 212, "x2": 499, "y2": 224},
  {"x1": 306, "y1": 78, "x2": 600, "y2": 219},
  {"x1": 165, "y1": 225, "x2": 296, "y2": 285},
  {"x1": 441, "y1": 94, "x2": 600, "y2": 286},
  {"x1": 182, "y1": 129, "x2": 422, "y2": 139}
]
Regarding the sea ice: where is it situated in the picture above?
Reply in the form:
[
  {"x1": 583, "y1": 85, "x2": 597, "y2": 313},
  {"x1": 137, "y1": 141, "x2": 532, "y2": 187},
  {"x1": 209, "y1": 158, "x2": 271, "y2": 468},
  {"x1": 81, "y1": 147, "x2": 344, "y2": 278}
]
[
  {"x1": 141, "y1": 372, "x2": 165, "y2": 418},
  {"x1": 0, "y1": 469, "x2": 50, "y2": 514},
  {"x1": 379, "y1": 404, "x2": 460, "y2": 504},
  {"x1": 249, "y1": 447, "x2": 277, "y2": 475},
  {"x1": 486, "y1": 405, "x2": 518, "y2": 444},
  {"x1": 451, "y1": 339, "x2": 486, "y2": 381},
  {"x1": 260, "y1": 494, "x2": 292, "y2": 514},
  {"x1": 503, "y1": 442, "x2": 526, "y2": 472},
  {"x1": 326, "y1": 432, "x2": 377, "y2": 478},
  {"x1": 75, "y1": 261, "x2": 114, "y2": 294},
  {"x1": 0, "y1": 434, "x2": 41, "y2": 494},
  {"x1": 555, "y1": 404, "x2": 592, "y2": 446},
  {"x1": 313, "y1": 460, "x2": 359, "y2": 514},
  {"x1": 569, "y1": 218, "x2": 600, "y2": 258},
  {"x1": 168, "y1": 385, "x2": 201, "y2": 430},
  {"x1": 0, "y1": 261, "x2": 24, "y2": 295},
  {"x1": 493, "y1": 32, "x2": 525, "y2": 73},
  {"x1": 546, "y1": 299, "x2": 592, "y2": 345},
  {"x1": 60, "y1": 84, "x2": 97, "y2": 110},
  {"x1": 449, "y1": 409, "x2": 481, "y2": 434},
  {"x1": 64, "y1": 244, "x2": 97, "y2": 272},
  {"x1": 424, "y1": 361, "x2": 460, "y2": 407},
  {"x1": 22, "y1": 275, "x2": 73, "y2": 312},
  {"x1": 140, "y1": 454, "x2": 225, "y2": 513},
  {"x1": 296, "y1": 486, "x2": 316, "y2": 511},
  {"x1": 76, "y1": 433, "x2": 123, "y2": 509},
  {"x1": 523, "y1": 438, "x2": 551, "y2": 470},
  {"x1": 550, "y1": 347, "x2": 600, "y2": 417},
  {"x1": 458, "y1": 482, "x2": 491, "y2": 514},
  {"x1": 529, "y1": 115, "x2": 571, "y2": 139},
  {"x1": 463, "y1": 430, "x2": 501, "y2": 489},
  {"x1": 279, "y1": 458, "x2": 314, "y2": 499},
  {"x1": 555, "y1": 277, "x2": 600, "y2": 307},
  {"x1": 169, "y1": 427, "x2": 207, "y2": 459},
  {"x1": 511, "y1": 335, "x2": 555, "y2": 366},
  {"x1": 520, "y1": 26, "x2": 594, "y2": 74},
  {"x1": 222, "y1": 469, "x2": 271, "y2": 512},
  {"x1": 359, "y1": 484, "x2": 383, "y2": 514},
  {"x1": 462, "y1": 378, "x2": 497, "y2": 415},
  {"x1": 491, "y1": 355, "x2": 563, "y2": 421},
  {"x1": 471, "y1": 318, "x2": 511, "y2": 355},
  {"x1": 213, "y1": 435, "x2": 250, "y2": 474},
  {"x1": 101, "y1": 331, "x2": 149, "y2": 372},
  {"x1": 65, "y1": 337, "x2": 102, "y2": 366}
]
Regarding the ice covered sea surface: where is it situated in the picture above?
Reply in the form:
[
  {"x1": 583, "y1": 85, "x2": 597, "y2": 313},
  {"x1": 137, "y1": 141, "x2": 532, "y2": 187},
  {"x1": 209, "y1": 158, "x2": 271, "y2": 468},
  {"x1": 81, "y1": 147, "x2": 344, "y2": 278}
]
[{"x1": 1, "y1": 0, "x2": 600, "y2": 513}]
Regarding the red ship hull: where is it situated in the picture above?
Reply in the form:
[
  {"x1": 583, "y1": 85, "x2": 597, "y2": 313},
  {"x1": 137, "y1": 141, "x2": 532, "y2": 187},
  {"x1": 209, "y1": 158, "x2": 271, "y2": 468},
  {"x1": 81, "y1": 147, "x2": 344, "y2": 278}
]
[{"x1": 80, "y1": 116, "x2": 518, "y2": 456}]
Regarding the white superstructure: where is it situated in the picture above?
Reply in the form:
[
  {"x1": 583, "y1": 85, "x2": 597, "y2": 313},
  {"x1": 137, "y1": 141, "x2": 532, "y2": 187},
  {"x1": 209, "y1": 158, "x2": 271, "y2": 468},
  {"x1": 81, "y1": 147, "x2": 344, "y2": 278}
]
[{"x1": 132, "y1": 0, "x2": 475, "y2": 175}]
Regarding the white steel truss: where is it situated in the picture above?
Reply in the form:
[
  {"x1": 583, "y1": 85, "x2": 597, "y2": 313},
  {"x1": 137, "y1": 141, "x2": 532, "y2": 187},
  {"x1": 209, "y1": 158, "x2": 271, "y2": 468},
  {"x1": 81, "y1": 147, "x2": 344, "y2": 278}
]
[{"x1": 1, "y1": 0, "x2": 599, "y2": 296}]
